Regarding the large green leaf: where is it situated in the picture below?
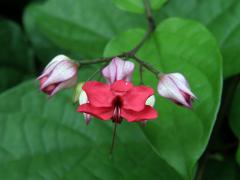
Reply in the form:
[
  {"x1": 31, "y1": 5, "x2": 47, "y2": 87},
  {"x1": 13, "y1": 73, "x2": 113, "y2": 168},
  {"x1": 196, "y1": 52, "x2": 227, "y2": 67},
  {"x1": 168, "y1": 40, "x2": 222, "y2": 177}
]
[
  {"x1": 104, "y1": 18, "x2": 222, "y2": 179},
  {"x1": 0, "y1": 80, "x2": 183, "y2": 180},
  {"x1": 0, "y1": 18, "x2": 33, "y2": 92},
  {"x1": 23, "y1": 0, "x2": 144, "y2": 64},
  {"x1": 113, "y1": 0, "x2": 167, "y2": 14},
  {"x1": 161, "y1": 0, "x2": 240, "y2": 78}
]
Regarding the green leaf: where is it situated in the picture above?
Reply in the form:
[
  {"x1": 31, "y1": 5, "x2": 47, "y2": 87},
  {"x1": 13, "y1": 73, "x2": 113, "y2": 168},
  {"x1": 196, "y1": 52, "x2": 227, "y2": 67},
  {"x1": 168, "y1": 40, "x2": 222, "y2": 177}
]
[
  {"x1": 161, "y1": 0, "x2": 240, "y2": 78},
  {"x1": 0, "y1": 18, "x2": 33, "y2": 92},
  {"x1": 0, "y1": 68, "x2": 25, "y2": 93},
  {"x1": 0, "y1": 18, "x2": 33, "y2": 72},
  {"x1": 23, "y1": 0, "x2": 144, "y2": 64},
  {"x1": 113, "y1": 0, "x2": 167, "y2": 14},
  {"x1": 0, "y1": 80, "x2": 183, "y2": 180},
  {"x1": 104, "y1": 18, "x2": 222, "y2": 179},
  {"x1": 23, "y1": 5, "x2": 67, "y2": 65},
  {"x1": 229, "y1": 83, "x2": 240, "y2": 138}
]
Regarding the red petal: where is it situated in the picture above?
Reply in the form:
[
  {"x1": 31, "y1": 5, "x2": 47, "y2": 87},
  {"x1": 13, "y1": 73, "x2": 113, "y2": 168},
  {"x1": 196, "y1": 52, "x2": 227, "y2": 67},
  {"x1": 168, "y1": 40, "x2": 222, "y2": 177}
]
[
  {"x1": 111, "y1": 80, "x2": 133, "y2": 96},
  {"x1": 83, "y1": 81, "x2": 115, "y2": 107},
  {"x1": 121, "y1": 106, "x2": 158, "y2": 122},
  {"x1": 39, "y1": 76, "x2": 57, "y2": 95},
  {"x1": 77, "y1": 103, "x2": 113, "y2": 120},
  {"x1": 122, "y1": 86, "x2": 154, "y2": 111}
]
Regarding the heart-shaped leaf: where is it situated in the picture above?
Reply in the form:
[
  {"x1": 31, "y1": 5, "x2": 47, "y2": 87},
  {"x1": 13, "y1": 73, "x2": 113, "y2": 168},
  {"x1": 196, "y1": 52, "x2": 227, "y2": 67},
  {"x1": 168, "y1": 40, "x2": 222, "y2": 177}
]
[
  {"x1": 104, "y1": 18, "x2": 222, "y2": 179},
  {"x1": 161, "y1": 0, "x2": 240, "y2": 78}
]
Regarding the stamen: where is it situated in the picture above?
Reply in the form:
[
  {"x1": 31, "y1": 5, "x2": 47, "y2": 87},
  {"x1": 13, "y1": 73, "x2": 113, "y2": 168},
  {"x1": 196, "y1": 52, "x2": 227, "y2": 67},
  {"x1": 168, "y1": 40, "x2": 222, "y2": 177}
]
[{"x1": 113, "y1": 106, "x2": 122, "y2": 123}]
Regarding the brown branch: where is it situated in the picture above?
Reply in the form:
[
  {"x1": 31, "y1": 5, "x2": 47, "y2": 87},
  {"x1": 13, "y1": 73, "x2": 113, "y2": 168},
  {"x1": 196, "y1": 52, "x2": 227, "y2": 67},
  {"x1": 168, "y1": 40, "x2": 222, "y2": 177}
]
[
  {"x1": 128, "y1": 0, "x2": 156, "y2": 55},
  {"x1": 132, "y1": 55, "x2": 160, "y2": 77},
  {"x1": 128, "y1": 30, "x2": 152, "y2": 56},
  {"x1": 78, "y1": 53, "x2": 126, "y2": 65},
  {"x1": 143, "y1": 0, "x2": 156, "y2": 31},
  {"x1": 76, "y1": 0, "x2": 158, "y2": 77}
]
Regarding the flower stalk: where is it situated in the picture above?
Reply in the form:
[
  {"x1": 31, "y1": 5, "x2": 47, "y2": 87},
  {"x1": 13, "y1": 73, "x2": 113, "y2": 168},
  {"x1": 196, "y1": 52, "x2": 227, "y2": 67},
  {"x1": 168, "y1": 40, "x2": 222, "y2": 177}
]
[
  {"x1": 110, "y1": 123, "x2": 118, "y2": 155},
  {"x1": 131, "y1": 55, "x2": 160, "y2": 78}
]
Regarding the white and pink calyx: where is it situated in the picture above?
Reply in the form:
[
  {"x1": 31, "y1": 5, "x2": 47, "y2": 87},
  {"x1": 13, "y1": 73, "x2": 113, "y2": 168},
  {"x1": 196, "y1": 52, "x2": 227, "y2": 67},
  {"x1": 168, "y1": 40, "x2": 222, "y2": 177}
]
[
  {"x1": 157, "y1": 73, "x2": 196, "y2": 108},
  {"x1": 38, "y1": 55, "x2": 78, "y2": 96}
]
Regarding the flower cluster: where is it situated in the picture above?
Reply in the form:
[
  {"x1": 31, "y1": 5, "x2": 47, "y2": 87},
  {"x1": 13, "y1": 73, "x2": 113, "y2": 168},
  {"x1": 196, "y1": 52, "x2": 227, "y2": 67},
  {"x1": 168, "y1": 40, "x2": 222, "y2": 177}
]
[{"x1": 38, "y1": 55, "x2": 196, "y2": 125}]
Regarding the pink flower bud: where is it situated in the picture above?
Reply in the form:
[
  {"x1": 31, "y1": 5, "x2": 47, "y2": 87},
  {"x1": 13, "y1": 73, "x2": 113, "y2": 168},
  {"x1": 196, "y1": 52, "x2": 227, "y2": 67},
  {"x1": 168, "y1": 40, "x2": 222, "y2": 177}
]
[
  {"x1": 38, "y1": 55, "x2": 78, "y2": 96},
  {"x1": 157, "y1": 73, "x2": 196, "y2": 108},
  {"x1": 102, "y1": 57, "x2": 135, "y2": 84}
]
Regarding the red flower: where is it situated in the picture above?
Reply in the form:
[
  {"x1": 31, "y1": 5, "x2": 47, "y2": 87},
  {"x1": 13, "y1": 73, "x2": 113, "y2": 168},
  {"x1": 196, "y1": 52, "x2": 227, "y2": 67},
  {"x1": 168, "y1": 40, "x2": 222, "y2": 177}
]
[{"x1": 77, "y1": 80, "x2": 158, "y2": 123}]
